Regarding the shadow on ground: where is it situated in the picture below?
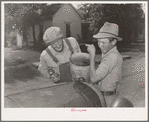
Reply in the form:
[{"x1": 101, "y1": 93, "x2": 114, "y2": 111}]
[
  {"x1": 5, "y1": 58, "x2": 27, "y2": 66},
  {"x1": 4, "y1": 47, "x2": 41, "y2": 84},
  {"x1": 5, "y1": 58, "x2": 41, "y2": 84}
]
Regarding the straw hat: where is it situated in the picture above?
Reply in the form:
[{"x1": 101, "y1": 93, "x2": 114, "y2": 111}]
[
  {"x1": 93, "y1": 22, "x2": 122, "y2": 41},
  {"x1": 43, "y1": 26, "x2": 63, "y2": 45}
]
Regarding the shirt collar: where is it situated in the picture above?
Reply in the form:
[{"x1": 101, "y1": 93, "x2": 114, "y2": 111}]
[{"x1": 102, "y1": 46, "x2": 117, "y2": 58}]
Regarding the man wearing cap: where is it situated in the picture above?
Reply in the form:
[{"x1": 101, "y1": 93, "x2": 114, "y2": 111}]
[
  {"x1": 86, "y1": 22, "x2": 123, "y2": 107},
  {"x1": 38, "y1": 26, "x2": 81, "y2": 83}
]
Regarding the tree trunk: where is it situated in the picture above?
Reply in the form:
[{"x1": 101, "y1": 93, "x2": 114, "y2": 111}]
[
  {"x1": 23, "y1": 35, "x2": 28, "y2": 47},
  {"x1": 130, "y1": 23, "x2": 138, "y2": 43},
  {"x1": 23, "y1": 26, "x2": 28, "y2": 47},
  {"x1": 119, "y1": 26, "x2": 127, "y2": 46},
  {"x1": 130, "y1": 27, "x2": 135, "y2": 43},
  {"x1": 134, "y1": 24, "x2": 138, "y2": 42},
  {"x1": 39, "y1": 24, "x2": 43, "y2": 35},
  {"x1": 31, "y1": 24, "x2": 37, "y2": 44},
  {"x1": 38, "y1": 23, "x2": 43, "y2": 43}
]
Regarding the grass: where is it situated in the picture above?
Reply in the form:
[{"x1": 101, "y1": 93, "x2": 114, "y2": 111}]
[
  {"x1": 5, "y1": 58, "x2": 27, "y2": 67},
  {"x1": 4, "y1": 47, "x2": 41, "y2": 84},
  {"x1": 5, "y1": 64, "x2": 41, "y2": 84}
]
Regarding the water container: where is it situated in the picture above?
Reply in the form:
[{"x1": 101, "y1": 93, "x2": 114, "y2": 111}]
[{"x1": 70, "y1": 52, "x2": 90, "y2": 82}]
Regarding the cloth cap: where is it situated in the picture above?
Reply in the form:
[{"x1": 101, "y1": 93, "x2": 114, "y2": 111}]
[
  {"x1": 43, "y1": 27, "x2": 63, "y2": 45},
  {"x1": 93, "y1": 22, "x2": 122, "y2": 41}
]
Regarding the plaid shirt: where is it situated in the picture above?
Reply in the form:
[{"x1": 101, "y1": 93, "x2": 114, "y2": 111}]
[{"x1": 96, "y1": 46, "x2": 123, "y2": 91}]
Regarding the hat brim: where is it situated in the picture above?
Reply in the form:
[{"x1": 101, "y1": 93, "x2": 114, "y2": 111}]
[
  {"x1": 46, "y1": 35, "x2": 63, "y2": 45},
  {"x1": 93, "y1": 33, "x2": 122, "y2": 41}
]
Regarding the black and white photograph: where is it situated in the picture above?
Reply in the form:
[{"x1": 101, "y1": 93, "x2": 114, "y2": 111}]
[{"x1": 1, "y1": 0, "x2": 148, "y2": 121}]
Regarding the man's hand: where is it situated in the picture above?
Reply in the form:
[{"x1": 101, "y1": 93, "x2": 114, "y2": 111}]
[
  {"x1": 85, "y1": 44, "x2": 96, "y2": 57},
  {"x1": 91, "y1": 80, "x2": 99, "y2": 85}
]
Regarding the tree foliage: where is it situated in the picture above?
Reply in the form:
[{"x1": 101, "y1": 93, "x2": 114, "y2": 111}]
[
  {"x1": 79, "y1": 4, "x2": 144, "y2": 44},
  {"x1": 4, "y1": 3, "x2": 48, "y2": 51},
  {"x1": 4, "y1": 3, "x2": 63, "y2": 50}
]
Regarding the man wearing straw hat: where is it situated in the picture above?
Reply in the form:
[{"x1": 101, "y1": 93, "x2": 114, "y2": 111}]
[
  {"x1": 86, "y1": 22, "x2": 123, "y2": 107},
  {"x1": 38, "y1": 26, "x2": 81, "y2": 83}
]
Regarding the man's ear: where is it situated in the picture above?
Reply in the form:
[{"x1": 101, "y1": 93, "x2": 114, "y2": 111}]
[{"x1": 111, "y1": 39, "x2": 117, "y2": 45}]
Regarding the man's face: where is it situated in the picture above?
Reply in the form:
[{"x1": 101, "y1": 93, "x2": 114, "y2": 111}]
[
  {"x1": 51, "y1": 39, "x2": 64, "y2": 52},
  {"x1": 97, "y1": 38, "x2": 114, "y2": 54}
]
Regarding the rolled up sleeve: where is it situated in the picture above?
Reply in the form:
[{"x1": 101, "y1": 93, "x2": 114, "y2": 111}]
[
  {"x1": 69, "y1": 37, "x2": 81, "y2": 53},
  {"x1": 96, "y1": 53, "x2": 117, "y2": 81},
  {"x1": 38, "y1": 55, "x2": 50, "y2": 78}
]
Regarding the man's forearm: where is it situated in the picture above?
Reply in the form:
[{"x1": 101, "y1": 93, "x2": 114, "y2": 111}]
[
  {"x1": 39, "y1": 68, "x2": 50, "y2": 78},
  {"x1": 90, "y1": 55, "x2": 98, "y2": 83}
]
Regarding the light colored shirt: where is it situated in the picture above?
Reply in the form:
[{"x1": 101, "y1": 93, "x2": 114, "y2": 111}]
[
  {"x1": 96, "y1": 46, "x2": 123, "y2": 91},
  {"x1": 38, "y1": 37, "x2": 81, "y2": 79}
]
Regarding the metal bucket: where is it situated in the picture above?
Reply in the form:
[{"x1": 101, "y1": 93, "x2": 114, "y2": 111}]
[{"x1": 70, "y1": 52, "x2": 90, "y2": 82}]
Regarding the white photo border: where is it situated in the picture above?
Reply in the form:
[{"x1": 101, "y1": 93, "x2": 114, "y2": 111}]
[{"x1": 1, "y1": 1, "x2": 148, "y2": 121}]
